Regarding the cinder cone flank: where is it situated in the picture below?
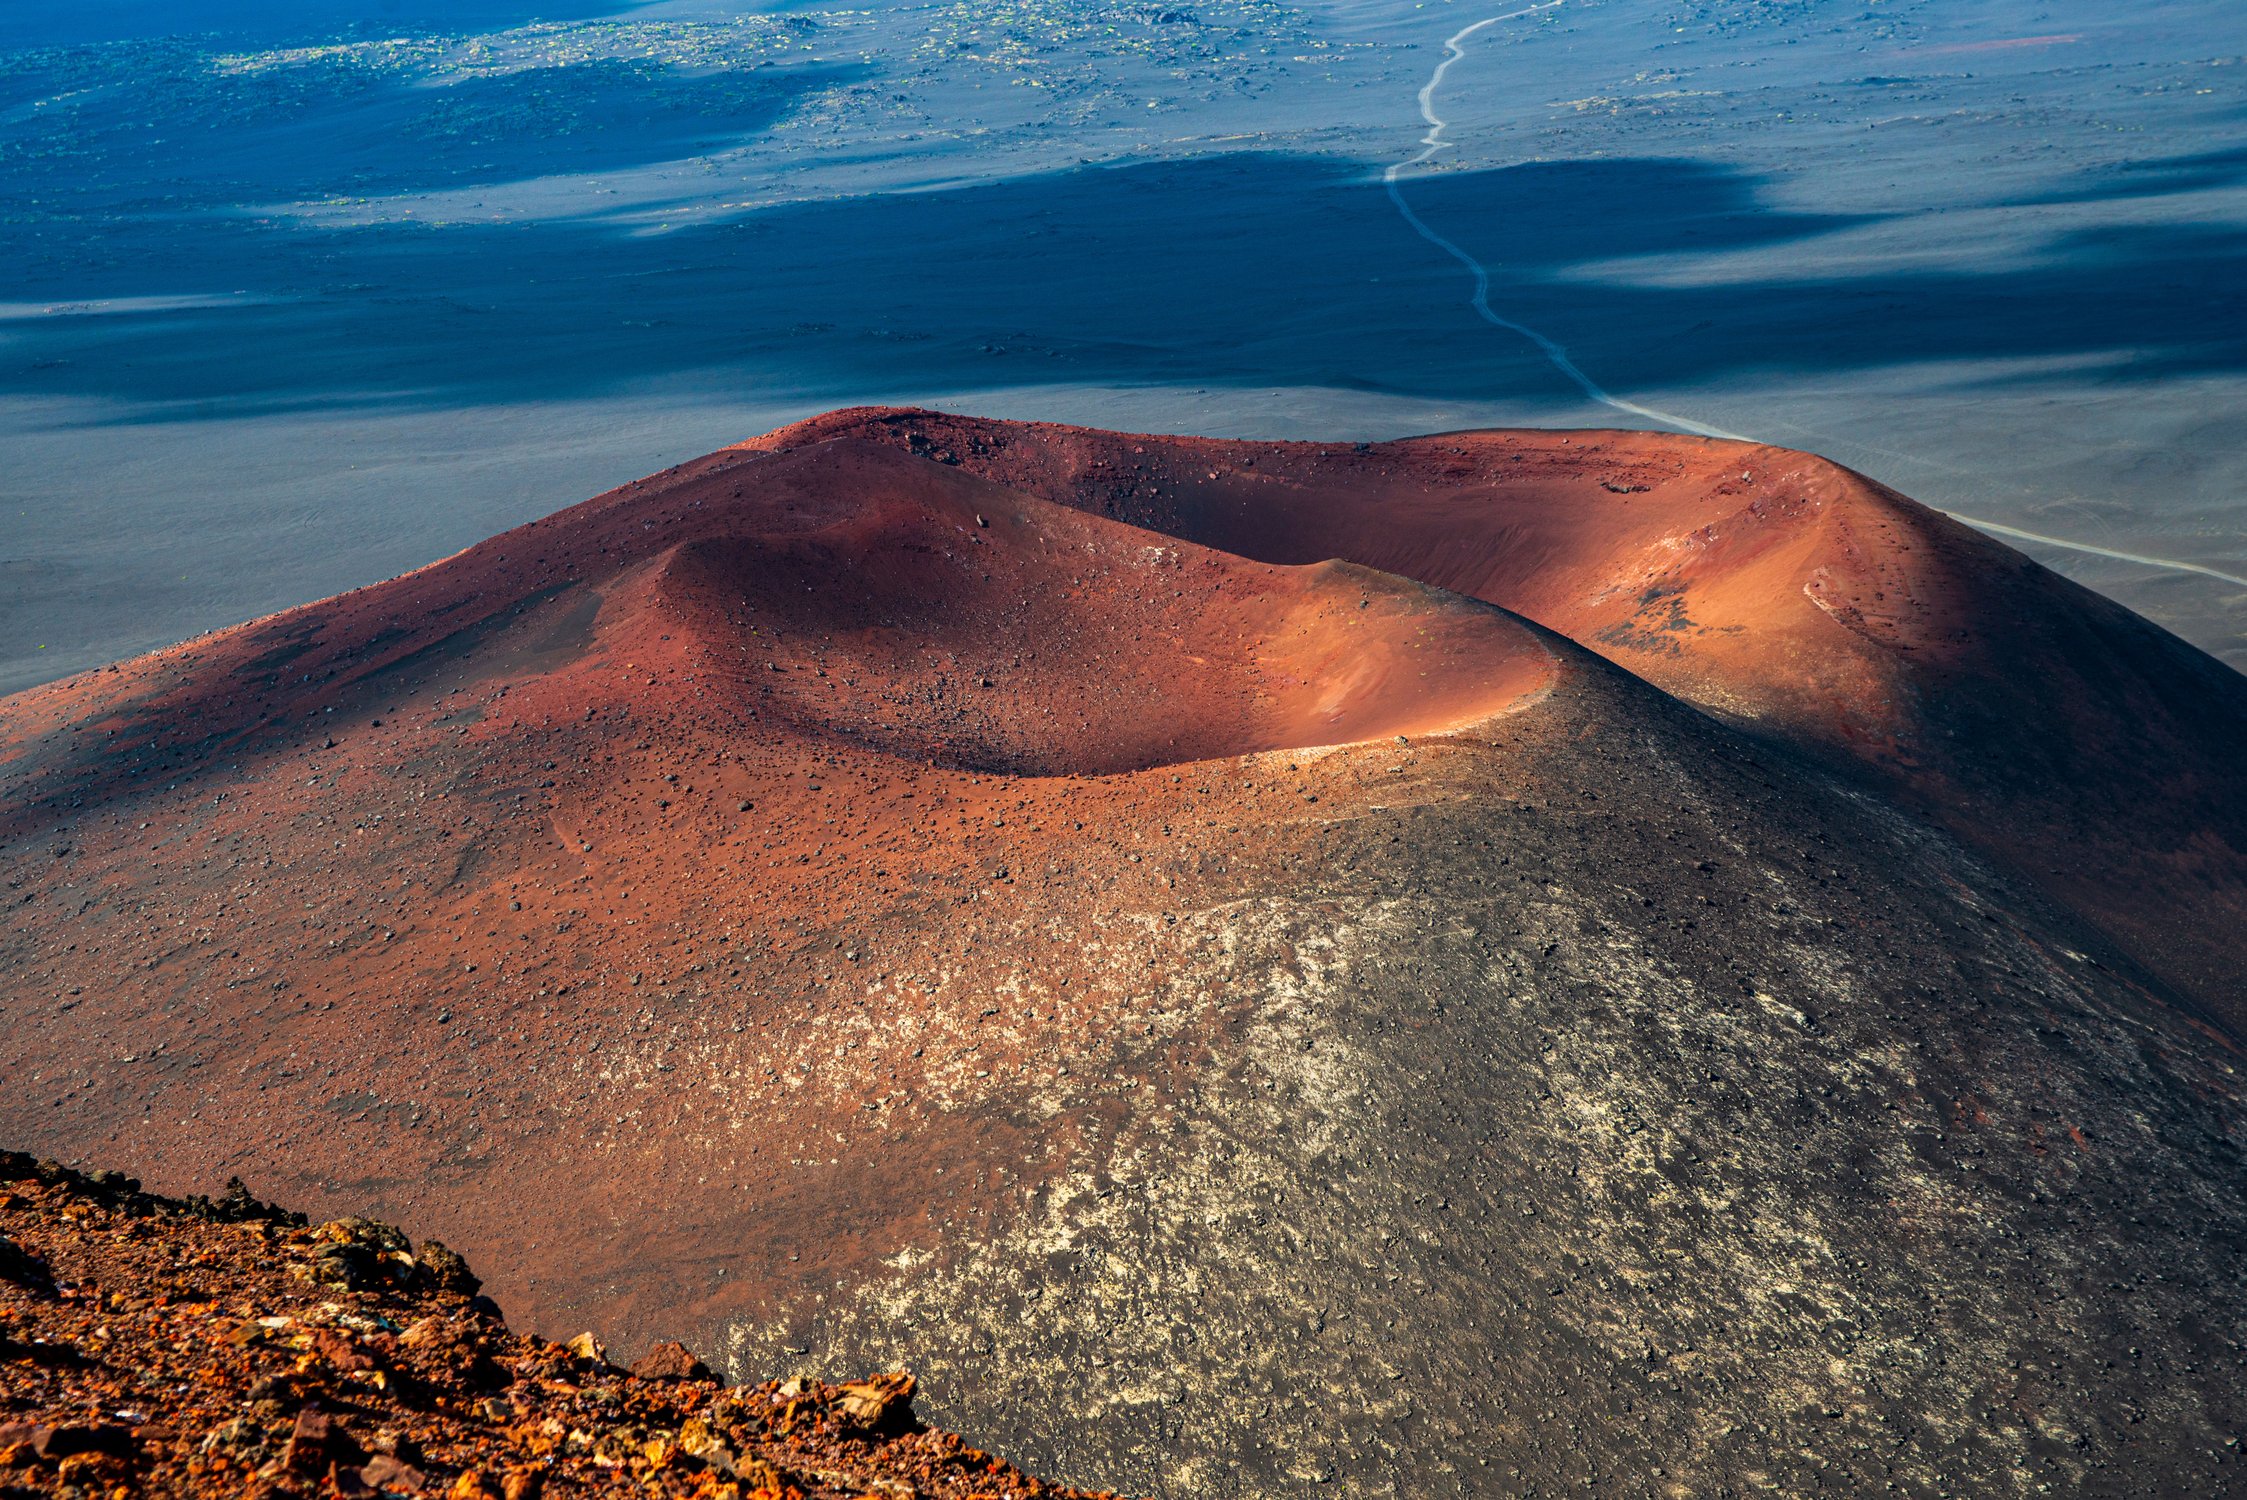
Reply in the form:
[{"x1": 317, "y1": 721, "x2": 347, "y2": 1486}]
[
  {"x1": 750, "y1": 408, "x2": 2247, "y2": 1031},
  {"x1": 3, "y1": 416, "x2": 2244, "y2": 1499}
]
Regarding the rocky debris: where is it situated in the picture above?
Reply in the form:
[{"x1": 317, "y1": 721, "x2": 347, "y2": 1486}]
[
  {"x1": 0, "y1": 1152, "x2": 1120, "y2": 1499},
  {"x1": 832, "y1": 1372, "x2": 917, "y2": 1436},
  {"x1": 416, "y1": 1242, "x2": 482, "y2": 1299},
  {"x1": 184, "y1": 1175, "x2": 309, "y2": 1227},
  {"x1": 291, "y1": 1216, "x2": 489, "y2": 1305},
  {"x1": 629, "y1": 1341, "x2": 715, "y2": 1383},
  {"x1": 303, "y1": 1216, "x2": 417, "y2": 1292},
  {"x1": 0, "y1": 1232, "x2": 51, "y2": 1295}
]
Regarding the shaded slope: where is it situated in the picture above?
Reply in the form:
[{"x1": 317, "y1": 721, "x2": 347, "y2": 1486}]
[
  {"x1": 746, "y1": 409, "x2": 2247, "y2": 1030},
  {"x1": 0, "y1": 422, "x2": 2244, "y2": 1497}
]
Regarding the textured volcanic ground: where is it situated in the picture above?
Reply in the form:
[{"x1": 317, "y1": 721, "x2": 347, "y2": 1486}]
[
  {"x1": 750, "y1": 410, "x2": 2247, "y2": 1032},
  {"x1": 3, "y1": 419, "x2": 2247, "y2": 1497},
  {"x1": 0, "y1": 1150, "x2": 1107, "y2": 1499}
]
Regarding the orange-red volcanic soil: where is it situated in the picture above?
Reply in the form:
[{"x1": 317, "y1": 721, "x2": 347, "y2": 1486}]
[
  {"x1": 5, "y1": 414, "x2": 2247, "y2": 1497},
  {"x1": 0, "y1": 434, "x2": 1559, "y2": 1341},
  {"x1": 0, "y1": 438, "x2": 1549, "y2": 782},
  {"x1": 747, "y1": 409, "x2": 2247, "y2": 1028}
]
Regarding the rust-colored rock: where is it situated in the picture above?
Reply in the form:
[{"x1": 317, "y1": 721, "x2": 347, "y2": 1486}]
[
  {"x1": 417, "y1": 1240, "x2": 482, "y2": 1298},
  {"x1": 630, "y1": 1340, "x2": 716, "y2": 1383},
  {"x1": 0, "y1": 1154, "x2": 1119, "y2": 1499},
  {"x1": 446, "y1": 1470, "x2": 502, "y2": 1500},
  {"x1": 832, "y1": 1372, "x2": 916, "y2": 1435},
  {"x1": 360, "y1": 1453, "x2": 429, "y2": 1494},
  {"x1": 283, "y1": 1407, "x2": 340, "y2": 1475}
]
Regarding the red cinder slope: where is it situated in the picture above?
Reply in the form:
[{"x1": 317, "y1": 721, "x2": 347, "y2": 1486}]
[
  {"x1": 0, "y1": 438, "x2": 1548, "y2": 787},
  {"x1": 0, "y1": 433, "x2": 1555, "y2": 1352},
  {"x1": 6, "y1": 419, "x2": 2247, "y2": 1499},
  {"x1": 746, "y1": 409, "x2": 2247, "y2": 1029}
]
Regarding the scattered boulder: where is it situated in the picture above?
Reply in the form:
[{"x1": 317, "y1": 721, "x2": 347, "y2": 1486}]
[
  {"x1": 628, "y1": 1339, "x2": 715, "y2": 1382},
  {"x1": 416, "y1": 1239, "x2": 482, "y2": 1297},
  {"x1": 305, "y1": 1217, "x2": 417, "y2": 1291},
  {"x1": 360, "y1": 1452, "x2": 429, "y2": 1493},
  {"x1": 833, "y1": 1371, "x2": 918, "y2": 1436},
  {"x1": 284, "y1": 1407, "x2": 344, "y2": 1475}
]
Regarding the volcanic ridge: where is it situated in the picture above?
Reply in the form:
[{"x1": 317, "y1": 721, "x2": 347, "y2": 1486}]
[{"x1": 4, "y1": 411, "x2": 2246, "y2": 1498}]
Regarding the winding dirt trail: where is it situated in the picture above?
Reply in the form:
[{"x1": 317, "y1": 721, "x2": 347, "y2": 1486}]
[
  {"x1": 1380, "y1": 6, "x2": 2245, "y2": 589},
  {"x1": 1938, "y1": 515, "x2": 2247, "y2": 587},
  {"x1": 1380, "y1": 0, "x2": 1746, "y2": 442}
]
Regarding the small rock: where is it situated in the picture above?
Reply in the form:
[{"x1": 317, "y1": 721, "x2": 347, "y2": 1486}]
[
  {"x1": 245, "y1": 1372, "x2": 298, "y2": 1406},
  {"x1": 736, "y1": 1457, "x2": 793, "y2": 1493},
  {"x1": 332, "y1": 1464, "x2": 380, "y2": 1498},
  {"x1": 360, "y1": 1453, "x2": 428, "y2": 1494},
  {"x1": 399, "y1": 1316, "x2": 454, "y2": 1352},
  {"x1": 306, "y1": 1217, "x2": 417, "y2": 1291},
  {"x1": 833, "y1": 1370, "x2": 918, "y2": 1435},
  {"x1": 447, "y1": 1469, "x2": 503, "y2": 1500},
  {"x1": 628, "y1": 1340, "x2": 714, "y2": 1382},
  {"x1": 678, "y1": 1416, "x2": 736, "y2": 1474},
  {"x1": 564, "y1": 1331, "x2": 610, "y2": 1366},
  {"x1": 416, "y1": 1240, "x2": 482, "y2": 1297},
  {"x1": 317, "y1": 1218, "x2": 408, "y2": 1256},
  {"x1": 284, "y1": 1407, "x2": 336, "y2": 1475},
  {"x1": 306, "y1": 1325, "x2": 380, "y2": 1375}
]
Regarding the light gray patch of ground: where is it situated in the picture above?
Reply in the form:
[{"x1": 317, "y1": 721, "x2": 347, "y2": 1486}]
[{"x1": 709, "y1": 698, "x2": 2247, "y2": 1497}]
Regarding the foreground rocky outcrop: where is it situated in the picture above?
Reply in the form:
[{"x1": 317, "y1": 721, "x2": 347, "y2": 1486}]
[{"x1": 0, "y1": 1151, "x2": 1110, "y2": 1499}]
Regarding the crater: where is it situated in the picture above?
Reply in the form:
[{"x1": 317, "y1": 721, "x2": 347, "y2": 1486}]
[{"x1": 625, "y1": 441, "x2": 1557, "y2": 775}]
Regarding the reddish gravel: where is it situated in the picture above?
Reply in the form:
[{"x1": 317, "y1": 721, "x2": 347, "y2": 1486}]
[{"x1": 0, "y1": 1149, "x2": 1117, "y2": 1500}]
